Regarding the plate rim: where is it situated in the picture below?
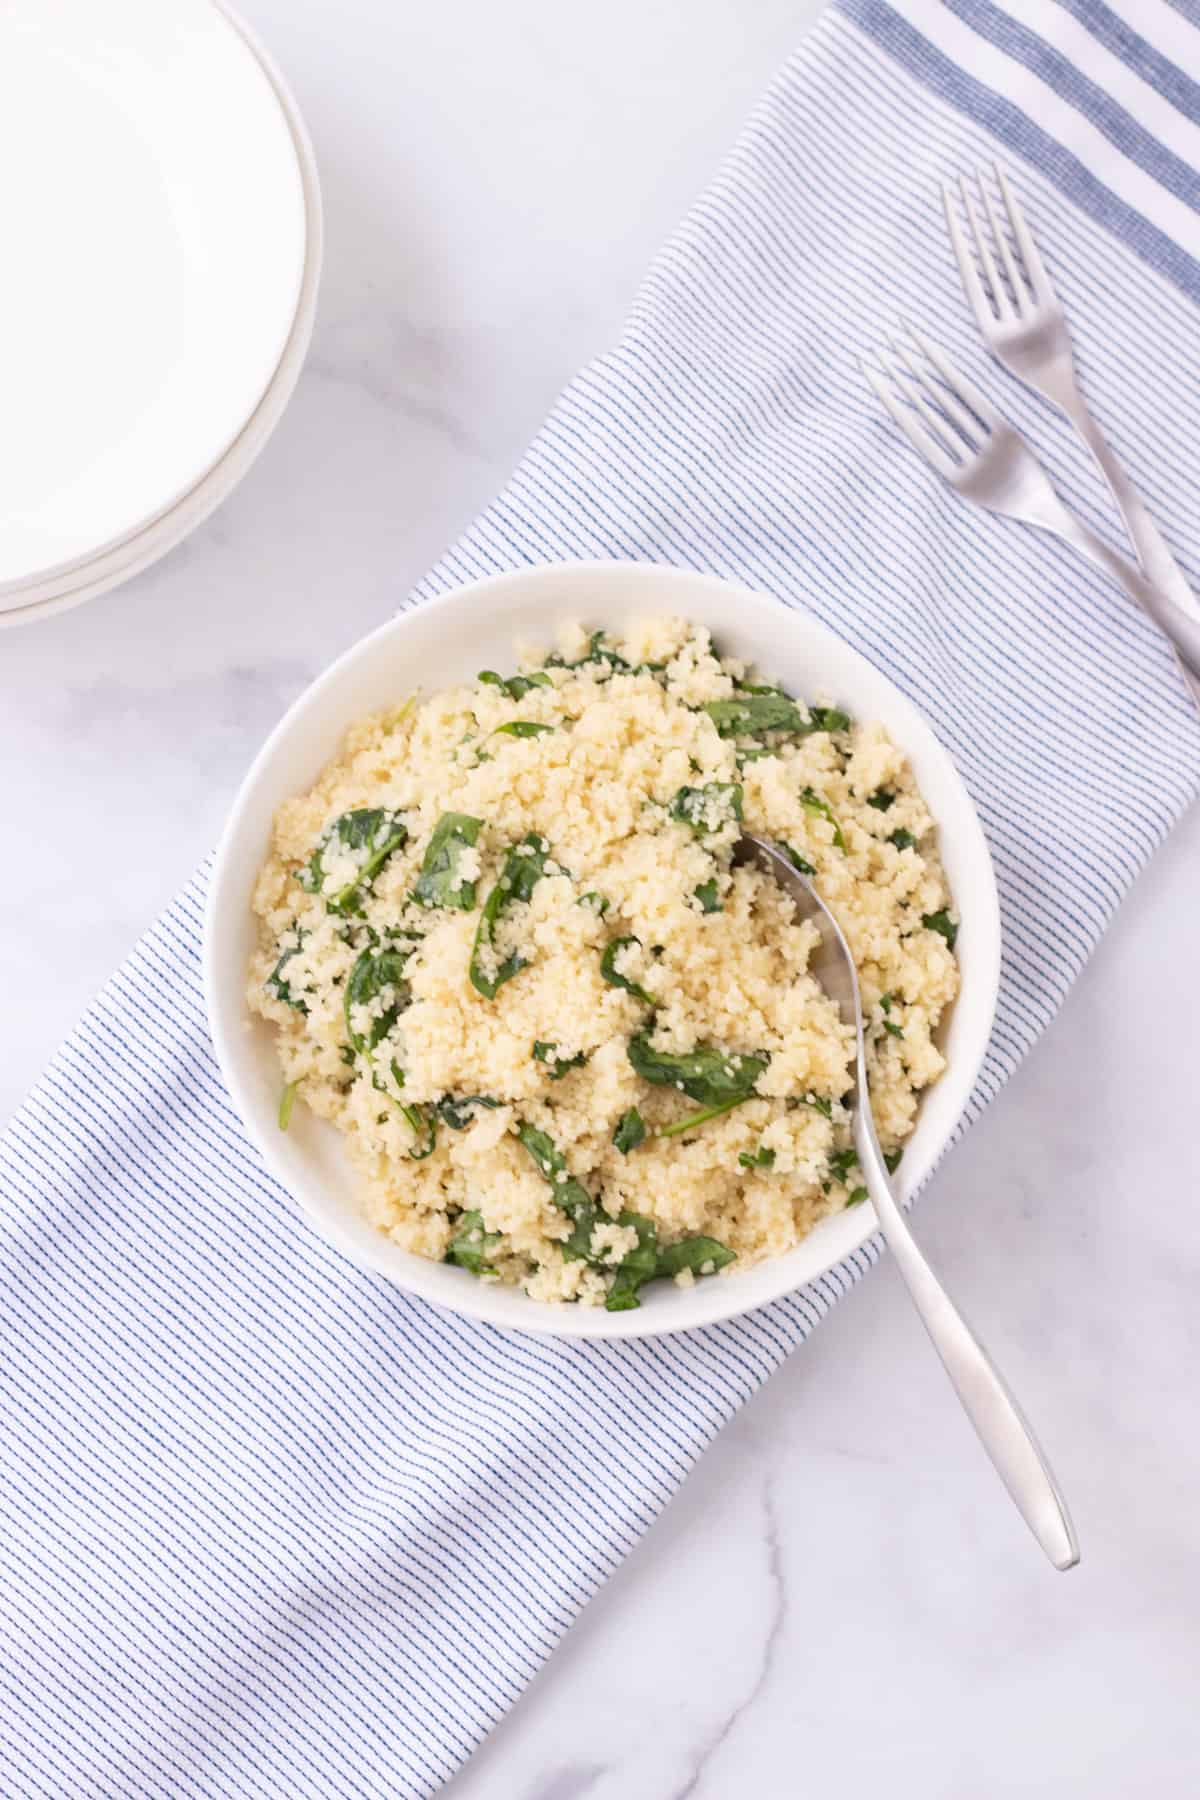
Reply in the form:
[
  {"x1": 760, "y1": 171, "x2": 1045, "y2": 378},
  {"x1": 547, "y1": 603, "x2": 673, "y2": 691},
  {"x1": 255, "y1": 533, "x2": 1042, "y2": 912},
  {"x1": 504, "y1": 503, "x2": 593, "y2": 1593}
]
[{"x1": 0, "y1": 0, "x2": 322, "y2": 630}]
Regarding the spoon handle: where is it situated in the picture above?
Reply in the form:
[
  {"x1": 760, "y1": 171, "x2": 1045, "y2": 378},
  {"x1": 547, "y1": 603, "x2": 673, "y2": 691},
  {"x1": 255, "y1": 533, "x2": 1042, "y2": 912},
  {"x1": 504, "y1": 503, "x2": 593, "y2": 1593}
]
[{"x1": 854, "y1": 1113, "x2": 1079, "y2": 1571}]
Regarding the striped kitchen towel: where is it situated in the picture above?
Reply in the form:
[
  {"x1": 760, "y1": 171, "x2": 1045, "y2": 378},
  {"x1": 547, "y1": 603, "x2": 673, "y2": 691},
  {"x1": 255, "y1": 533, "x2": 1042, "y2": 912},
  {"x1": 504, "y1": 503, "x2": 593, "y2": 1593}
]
[{"x1": 3, "y1": 3, "x2": 1200, "y2": 1793}]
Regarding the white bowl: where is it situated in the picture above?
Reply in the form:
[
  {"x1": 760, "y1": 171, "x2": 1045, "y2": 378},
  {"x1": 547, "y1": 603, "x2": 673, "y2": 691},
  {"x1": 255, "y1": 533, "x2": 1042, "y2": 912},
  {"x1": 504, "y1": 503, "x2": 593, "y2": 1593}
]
[{"x1": 205, "y1": 563, "x2": 1001, "y2": 1338}]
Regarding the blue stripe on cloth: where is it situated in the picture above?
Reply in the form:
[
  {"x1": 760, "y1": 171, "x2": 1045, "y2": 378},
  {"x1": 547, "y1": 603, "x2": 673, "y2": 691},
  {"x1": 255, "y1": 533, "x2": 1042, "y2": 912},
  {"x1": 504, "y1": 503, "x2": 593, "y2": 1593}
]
[
  {"x1": 1056, "y1": 0, "x2": 1200, "y2": 125},
  {"x1": 838, "y1": 0, "x2": 1200, "y2": 298},
  {"x1": 3, "y1": 3, "x2": 1200, "y2": 1793},
  {"x1": 943, "y1": 0, "x2": 1200, "y2": 210}
]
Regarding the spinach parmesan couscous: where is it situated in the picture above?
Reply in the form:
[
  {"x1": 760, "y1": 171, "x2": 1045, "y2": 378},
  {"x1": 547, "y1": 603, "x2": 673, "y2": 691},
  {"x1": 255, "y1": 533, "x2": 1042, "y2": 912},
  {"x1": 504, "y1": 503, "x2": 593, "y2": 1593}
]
[{"x1": 248, "y1": 618, "x2": 959, "y2": 1311}]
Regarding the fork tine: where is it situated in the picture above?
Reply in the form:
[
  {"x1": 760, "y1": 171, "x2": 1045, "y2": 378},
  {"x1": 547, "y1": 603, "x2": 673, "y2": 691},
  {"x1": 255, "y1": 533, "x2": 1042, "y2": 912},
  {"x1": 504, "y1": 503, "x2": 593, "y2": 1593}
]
[
  {"x1": 861, "y1": 358, "x2": 958, "y2": 478},
  {"x1": 893, "y1": 331, "x2": 981, "y2": 445},
  {"x1": 879, "y1": 350, "x2": 969, "y2": 461},
  {"x1": 995, "y1": 165, "x2": 1053, "y2": 301},
  {"x1": 907, "y1": 327, "x2": 1002, "y2": 430},
  {"x1": 979, "y1": 169, "x2": 1027, "y2": 312},
  {"x1": 942, "y1": 182, "x2": 993, "y2": 330},
  {"x1": 960, "y1": 174, "x2": 1012, "y2": 319}
]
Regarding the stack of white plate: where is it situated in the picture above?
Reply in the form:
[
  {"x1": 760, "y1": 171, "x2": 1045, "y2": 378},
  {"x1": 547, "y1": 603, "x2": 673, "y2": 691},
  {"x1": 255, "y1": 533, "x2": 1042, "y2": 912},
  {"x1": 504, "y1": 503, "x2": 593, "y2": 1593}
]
[{"x1": 0, "y1": 0, "x2": 322, "y2": 629}]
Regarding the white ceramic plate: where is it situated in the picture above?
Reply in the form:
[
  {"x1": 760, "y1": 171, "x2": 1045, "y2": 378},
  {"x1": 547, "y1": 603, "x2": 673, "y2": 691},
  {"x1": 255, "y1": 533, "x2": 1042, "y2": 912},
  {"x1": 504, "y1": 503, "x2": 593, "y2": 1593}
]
[
  {"x1": 205, "y1": 564, "x2": 1002, "y2": 1338},
  {"x1": 0, "y1": 0, "x2": 308, "y2": 606},
  {"x1": 0, "y1": 3, "x2": 322, "y2": 632}
]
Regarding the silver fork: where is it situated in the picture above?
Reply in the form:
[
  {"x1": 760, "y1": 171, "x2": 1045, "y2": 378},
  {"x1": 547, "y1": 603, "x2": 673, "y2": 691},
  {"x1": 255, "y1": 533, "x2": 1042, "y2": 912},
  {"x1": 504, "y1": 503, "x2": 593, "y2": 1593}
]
[
  {"x1": 944, "y1": 167, "x2": 1198, "y2": 619},
  {"x1": 862, "y1": 330, "x2": 1200, "y2": 690}
]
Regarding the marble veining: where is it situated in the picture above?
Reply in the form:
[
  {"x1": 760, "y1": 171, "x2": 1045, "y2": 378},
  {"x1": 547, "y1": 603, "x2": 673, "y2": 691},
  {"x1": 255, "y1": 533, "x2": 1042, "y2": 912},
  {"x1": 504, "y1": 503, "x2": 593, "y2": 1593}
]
[
  {"x1": 669, "y1": 1479, "x2": 788, "y2": 1800},
  {"x1": 2, "y1": 2, "x2": 1197, "y2": 1794}
]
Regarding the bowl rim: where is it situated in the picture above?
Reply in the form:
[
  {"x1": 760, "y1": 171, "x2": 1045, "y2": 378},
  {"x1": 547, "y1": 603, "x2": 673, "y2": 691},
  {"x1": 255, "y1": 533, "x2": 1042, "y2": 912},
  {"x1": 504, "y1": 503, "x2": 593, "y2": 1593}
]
[{"x1": 204, "y1": 561, "x2": 1002, "y2": 1339}]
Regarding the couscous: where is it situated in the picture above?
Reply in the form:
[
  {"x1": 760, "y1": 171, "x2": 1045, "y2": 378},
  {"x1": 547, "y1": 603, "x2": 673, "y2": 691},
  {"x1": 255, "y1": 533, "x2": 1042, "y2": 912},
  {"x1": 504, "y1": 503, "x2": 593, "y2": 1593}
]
[{"x1": 247, "y1": 618, "x2": 959, "y2": 1310}]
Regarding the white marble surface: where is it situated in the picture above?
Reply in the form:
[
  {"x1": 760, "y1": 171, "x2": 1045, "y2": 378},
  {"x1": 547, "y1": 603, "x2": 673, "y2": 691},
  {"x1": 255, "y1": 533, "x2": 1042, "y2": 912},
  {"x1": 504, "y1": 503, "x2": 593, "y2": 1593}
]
[{"x1": 3, "y1": 1, "x2": 1199, "y2": 1793}]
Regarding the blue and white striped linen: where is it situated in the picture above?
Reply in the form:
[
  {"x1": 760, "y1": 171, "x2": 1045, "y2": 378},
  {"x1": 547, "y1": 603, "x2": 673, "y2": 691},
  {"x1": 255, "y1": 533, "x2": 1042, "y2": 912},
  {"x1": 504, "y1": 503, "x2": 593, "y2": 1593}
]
[{"x1": 4, "y1": 2, "x2": 1200, "y2": 1791}]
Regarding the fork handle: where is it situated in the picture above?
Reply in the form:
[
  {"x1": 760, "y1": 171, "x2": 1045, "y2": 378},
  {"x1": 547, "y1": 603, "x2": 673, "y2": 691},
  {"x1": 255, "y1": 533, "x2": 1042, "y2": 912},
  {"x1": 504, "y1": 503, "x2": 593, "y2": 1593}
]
[
  {"x1": 1045, "y1": 364, "x2": 1199, "y2": 621},
  {"x1": 1017, "y1": 479, "x2": 1200, "y2": 693}
]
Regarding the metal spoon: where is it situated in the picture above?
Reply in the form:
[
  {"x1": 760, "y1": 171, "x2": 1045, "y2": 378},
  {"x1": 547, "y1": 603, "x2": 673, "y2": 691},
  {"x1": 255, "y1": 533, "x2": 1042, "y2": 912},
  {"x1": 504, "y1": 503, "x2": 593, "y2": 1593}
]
[{"x1": 738, "y1": 835, "x2": 1079, "y2": 1570}]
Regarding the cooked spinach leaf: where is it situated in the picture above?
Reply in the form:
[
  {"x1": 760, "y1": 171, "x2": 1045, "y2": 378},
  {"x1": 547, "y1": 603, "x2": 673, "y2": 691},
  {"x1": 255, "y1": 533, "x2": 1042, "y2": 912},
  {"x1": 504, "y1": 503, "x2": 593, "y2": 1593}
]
[
  {"x1": 533, "y1": 1041, "x2": 587, "y2": 1080},
  {"x1": 655, "y1": 1236, "x2": 736, "y2": 1280},
  {"x1": 300, "y1": 808, "x2": 409, "y2": 915},
  {"x1": 799, "y1": 787, "x2": 846, "y2": 851},
  {"x1": 435, "y1": 1093, "x2": 502, "y2": 1130},
  {"x1": 517, "y1": 1116, "x2": 733, "y2": 1309},
  {"x1": 515, "y1": 1122, "x2": 666, "y2": 1309},
  {"x1": 795, "y1": 1092, "x2": 834, "y2": 1119},
  {"x1": 412, "y1": 812, "x2": 482, "y2": 911},
  {"x1": 807, "y1": 705, "x2": 852, "y2": 732},
  {"x1": 825, "y1": 1148, "x2": 868, "y2": 1206},
  {"x1": 445, "y1": 1209, "x2": 503, "y2": 1275},
  {"x1": 889, "y1": 828, "x2": 917, "y2": 851},
  {"x1": 600, "y1": 937, "x2": 655, "y2": 1007},
  {"x1": 668, "y1": 782, "x2": 744, "y2": 836},
  {"x1": 343, "y1": 945, "x2": 412, "y2": 1056},
  {"x1": 469, "y1": 833, "x2": 549, "y2": 998},
  {"x1": 493, "y1": 720, "x2": 554, "y2": 739},
  {"x1": 606, "y1": 1217, "x2": 736, "y2": 1311},
  {"x1": 545, "y1": 630, "x2": 646, "y2": 674},
  {"x1": 775, "y1": 842, "x2": 816, "y2": 877},
  {"x1": 374, "y1": 1058, "x2": 438, "y2": 1159},
  {"x1": 867, "y1": 789, "x2": 895, "y2": 812},
  {"x1": 627, "y1": 1033, "x2": 767, "y2": 1106},
  {"x1": 708, "y1": 689, "x2": 847, "y2": 737},
  {"x1": 577, "y1": 629, "x2": 644, "y2": 670},
  {"x1": 657, "y1": 1095, "x2": 751, "y2": 1138},
  {"x1": 703, "y1": 694, "x2": 810, "y2": 737},
  {"x1": 581, "y1": 630, "x2": 629, "y2": 669},
  {"x1": 880, "y1": 993, "x2": 903, "y2": 1039},
  {"x1": 693, "y1": 878, "x2": 722, "y2": 914},
  {"x1": 884, "y1": 1148, "x2": 903, "y2": 1175},
  {"x1": 303, "y1": 806, "x2": 390, "y2": 871},
  {"x1": 603, "y1": 1212, "x2": 661, "y2": 1312},
  {"x1": 477, "y1": 669, "x2": 552, "y2": 701},
  {"x1": 516, "y1": 1122, "x2": 600, "y2": 1260},
  {"x1": 265, "y1": 931, "x2": 309, "y2": 1013},
  {"x1": 827, "y1": 1147, "x2": 859, "y2": 1185},
  {"x1": 922, "y1": 909, "x2": 958, "y2": 950},
  {"x1": 738, "y1": 1144, "x2": 775, "y2": 1170},
  {"x1": 398, "y1": 1103, "x2": 437, "y2": 1159},
  {"x1": 613, "y1": 1107, "x2": 647, "y2": 1153},
  {"x1": 577, "y1": 891, "x2": 610, "y2": 916}
]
